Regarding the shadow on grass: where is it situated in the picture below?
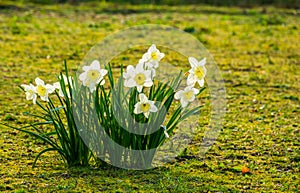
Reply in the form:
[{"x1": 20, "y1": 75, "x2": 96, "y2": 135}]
[
  {"x1": 0, "y1": 2, "x2": 289, "y2": 17},
  {"x1": 13, "y1": 0, "x2": 300, "y2": 9}
]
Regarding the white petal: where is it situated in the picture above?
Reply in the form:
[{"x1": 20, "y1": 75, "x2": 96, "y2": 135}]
[
  {"x1": 123, "y1": 72, "x2": 130, "y2": 79},
  {"x1": 150, "y1": 104, "x2": 158, "y2": 112},
  {"x1": 25, "y1": 92, "x2": 33, "y2": 100},
  {"x1": 46, "y1": 84, "x2": 55, "y2": 93},
  {"x1": 79, "y1": 72, "x2": 87, "y2": 82},
  {"x1": 199, "y1": 58, "x2": 206, "y2": 66},
  {"x1": 21, "y1": 84, "x2": 29, "y2": 91},
  {"x1": 100, "y1": 69, "x2": 108, "y2": 76},
  {"x1": 124, "y1": 65, "x2": 135, "y2": 79},
  {"x1": 188, "y1": 95, "x2": 196, "y2": 102},
  {"x1": 40, "y1": 95, "x2": 48, "y2": 102},
  {"x1": 144, "y1": 79, "x2": 153, "y2": 87},
  {"x1": 188, "y1": 68, "x2": 194, "y2": 74},
  {"x1": 90, "y1": 60, "x2": 100, "y2": 69},
  {"x1": 175, "y1": 90, "x2": 183, "y2": 100},
  {"x1": 29, "y1": 83, "x2": 36, "y2": 90},
  {"x1": 187, "y1": 74, "x2": 196, "y2": 86},
  {"x1": 159, "y1": 52, "x2": 165, "y2": 60},
  {"x1": 53, "y1": 82, "x2": 60, "y2": 89},
  {"x1": 35, "y1": 77, "x2": 44, "y2": 86},
  {"x1": 82, "y1": 65, "x2": 90, "y2": 71},
  {"x1": 125, "y1": 78, "x2": 136, "y2": 88},
  {"x1": 139, "y1": 93, "x2": 148, "y2": 102},
  {"x1": 136, "y1": 62, "x2": 145, "y2": 72},
  {"x1": 188, "y1": 57, "x2": 198, "y2": 68},
  {"x1": 144, "y1": 70, "x2": 152, "y2": 79},
  {"x1": 82, "y1": 79, "x2": 88, "y2": 87},
  {"x1": 137, "y1": 85, "x2": 143, "y2": 93},
  {"x1": 148, "y1": 44, "x2": 156, "y2": 53},
  {"x1": 89, "y1": 85, "x2": 96, "y2": 93},
  {"x1": 198, "y1": 79, "x2": 205, "y2": 87},
  {"x1": 192, "y1": 88, "x2": 200, "y2": 94},
  {"x1": 99, "y1": 78, "x2": 106, "y2": 85},
  {"x1": 142, "y1": 53, "x2": 151, "y2": 62},
  {"x1": 139, "y1": 58, "x2": 146, "y2": 64},
  {"x1": 31, "y1": 84, "x2": 37, "y2": 93},
  {"x1": 134, "y1": 103, "x2": 142, "y2": 114},
  {"x1": 180, "y1": 98, "x2": 189, "y2": 108},
  {"x1": 149, "y1": 100, "x2": 156, "y2": 105},
  {"x1": 143, "y1": 111, "x2": 150, "y2": 118},
  {"x1": 184, "y1": 86, "x2": 194, "y2": 91},
  {"x1": 32, "y1": 94, "x2": 37, "y2": 104},
  {"x1": 127, "y1": 65, "x2": 135, "y2": 72}
]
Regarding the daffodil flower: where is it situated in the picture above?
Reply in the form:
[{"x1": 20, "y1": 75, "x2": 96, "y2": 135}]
[
  {"x1": 134, "y1": 93, "x2": 158, "y2": 118},
  {"x1": 79, "y1": 60, "x2": 108, "y2": 93},
  {"x1": 21, "y1": 83, "x2": 37, "y2": 104},
  {"x1": 123, "y1": 63, "x2": 153, "y2": 92},
  {"x1": 187, "y1": 57, "x2": 207, "y2": 87},
  {"x1": 53, "y1": 75, "x2": 73, "y2": 98},
  {"x1": 174, "y1": 86, "x2": 199, "y2": 108},
  {"x1": 140, "y1": 44, "x2": 165, "y2": 69},
  {"x1": 35, "y1": 77, "x2": 55, "y2": 102}
]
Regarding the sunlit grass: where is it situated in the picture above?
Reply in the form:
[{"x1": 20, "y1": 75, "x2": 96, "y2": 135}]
[{"x1": 0, "y1": 1, "x2": 299, "y2": 192}]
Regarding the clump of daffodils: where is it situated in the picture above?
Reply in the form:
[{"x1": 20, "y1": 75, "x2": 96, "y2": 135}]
[
  {"x1": 22, "y1": 44, "x2": 206, "y2": 116},
  {"x1": 76, "y1": 44, "x2": 206, "y2": 121},
  {"x1": 18, "y1": 63, "x2": 91, "y2": 168},
  {"x1": 21, "y1": 75, "x2": 73, "y2": 104},
  {"x1": 18, "y1": 44, "x2": 207, "y2": 168},
  {"x1": 121, "y1": 45, "x2": 207, "y2": 116}
]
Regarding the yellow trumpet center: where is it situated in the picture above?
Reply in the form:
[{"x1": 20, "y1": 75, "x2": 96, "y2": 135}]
[
  {"x1": 151, "y1": 52, "x2": 158, "y2": 60},
  {"x1": 87, "y1": 70, "x2": 100, "y2": 82},
  {"x1": 183, "y1": 90, "x2": 194, "y2": 101},
  {"x1": 194, "y1": 66, "x2": 205, "y2": 79},
  {"x1": 28, "y1": 90, "x2": 34, "y2": 96},
  {"x1": 36, "y1": 85, "x2": 46, "y2": 96},
  {"x1": 135, "y1": 73, "x2": 146, "y2": 85},
  {"x1": 141, "y1": 103, "x2": 150, "y2": 112}
]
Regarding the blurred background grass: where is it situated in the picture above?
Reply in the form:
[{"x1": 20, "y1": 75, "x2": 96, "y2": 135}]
[
  {"x1": 3, "y1": 0, "x2": 300, "y2": 8},
  {"x1": 0, "y1": 0, "x2": 299, "y2": 191}
]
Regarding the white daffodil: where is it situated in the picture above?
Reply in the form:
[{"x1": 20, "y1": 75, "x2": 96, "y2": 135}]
[
  {"x1": 79, "y1": 60, "x2": 108, "y2": 93},
  {"x1": 140, "y1": 44, "x2": 165, "y2": 69},
  {"x1": 21, "y1": 83, "x2": 37, "y2": 104},
  {"x1": 187, "y1": 57, "x2": 207, "y2": 87},
  {"x1": 134, "y1": 93, "x2": 158, "y2": 118},
  {"x1": 174, "y1": 86, "x2": 199, "y2": 108},
  {"x1": 123, "y1": 63, "x2": 153, "y2": 92},
  {"x1": 53, "y1": 75, "x2": 73, "y2": 98},
  {"x1": 35, "y1": 77, "x2": 55, "y2": 102}
]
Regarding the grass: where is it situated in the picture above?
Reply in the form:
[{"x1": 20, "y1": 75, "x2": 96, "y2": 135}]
[{"x1": 0, "y1": 1, "x2": 299, "y2": 192}]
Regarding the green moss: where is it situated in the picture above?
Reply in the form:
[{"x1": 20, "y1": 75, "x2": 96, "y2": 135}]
[{"x1": 0, "y1": 1, "x2": 299, "y2": 192}]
